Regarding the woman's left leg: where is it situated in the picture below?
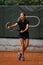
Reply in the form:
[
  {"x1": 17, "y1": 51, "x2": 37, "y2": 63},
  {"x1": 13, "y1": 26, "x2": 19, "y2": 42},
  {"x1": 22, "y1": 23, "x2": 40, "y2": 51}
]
[{"x1": 24, "y1": 39, "x2": 29, "y2": 51}]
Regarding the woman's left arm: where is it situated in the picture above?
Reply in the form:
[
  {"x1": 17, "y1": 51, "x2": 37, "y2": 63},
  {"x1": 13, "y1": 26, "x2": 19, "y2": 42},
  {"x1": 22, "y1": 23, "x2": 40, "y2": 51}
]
[{"x1": 23, "y1": 24, "x2": 29, "y2": 32}]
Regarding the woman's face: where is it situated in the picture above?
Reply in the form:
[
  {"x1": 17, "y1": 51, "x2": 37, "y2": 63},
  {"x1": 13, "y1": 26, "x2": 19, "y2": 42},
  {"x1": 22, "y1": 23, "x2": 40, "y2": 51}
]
[{"x1": 20, "y1": 13, "x2": 25, "y2": 20}]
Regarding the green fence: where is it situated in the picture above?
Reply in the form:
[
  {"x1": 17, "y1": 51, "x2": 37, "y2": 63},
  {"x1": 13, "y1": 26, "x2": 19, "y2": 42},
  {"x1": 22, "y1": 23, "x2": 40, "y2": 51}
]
[
  {"x1": 0, "y1": 5, "x2": 43, "y2": 39},
  {"x1": 0, "y1": 0, "x2": 43, "y2": 5}
]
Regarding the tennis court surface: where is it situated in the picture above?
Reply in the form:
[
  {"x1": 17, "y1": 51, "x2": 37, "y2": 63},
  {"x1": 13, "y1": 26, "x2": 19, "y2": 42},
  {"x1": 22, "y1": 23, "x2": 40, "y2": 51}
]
[{"x1": 0, "y1": 52, "x2": 43, "y2": 65}]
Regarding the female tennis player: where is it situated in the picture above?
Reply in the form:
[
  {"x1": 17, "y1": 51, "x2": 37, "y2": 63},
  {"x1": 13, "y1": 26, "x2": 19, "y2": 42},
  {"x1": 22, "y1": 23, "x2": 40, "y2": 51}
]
[{"x1": 7, "y1": 12, "x2": 29, "y2": 61}]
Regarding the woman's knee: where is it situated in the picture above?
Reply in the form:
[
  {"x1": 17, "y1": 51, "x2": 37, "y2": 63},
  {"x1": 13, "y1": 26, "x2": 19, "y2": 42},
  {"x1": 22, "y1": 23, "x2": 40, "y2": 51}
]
[
  {"x1": 20, "y1": 38, "x2": 24, "y2": 46},
  {"x1": 20, "y1": 38, "x2": 23, "y2": 43}
]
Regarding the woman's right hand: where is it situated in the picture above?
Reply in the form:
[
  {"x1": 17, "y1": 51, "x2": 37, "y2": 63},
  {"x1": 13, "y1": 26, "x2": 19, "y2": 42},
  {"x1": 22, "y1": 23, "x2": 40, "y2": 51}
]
[
  {"x1": 8, "y1": 26, "x2": 10, "y2": 29},
  {"x1": 6, "y1": 26, "x2": 10, "y2": 30},
  {"x1": 7, "y1": 26, "x2": 10, "y2": 29}
]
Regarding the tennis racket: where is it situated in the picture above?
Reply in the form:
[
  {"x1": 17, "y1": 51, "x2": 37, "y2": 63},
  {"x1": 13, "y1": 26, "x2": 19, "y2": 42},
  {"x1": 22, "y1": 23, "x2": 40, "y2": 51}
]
[{"x1": 5, "y1": 22, "x2": 20, "y2": 31}]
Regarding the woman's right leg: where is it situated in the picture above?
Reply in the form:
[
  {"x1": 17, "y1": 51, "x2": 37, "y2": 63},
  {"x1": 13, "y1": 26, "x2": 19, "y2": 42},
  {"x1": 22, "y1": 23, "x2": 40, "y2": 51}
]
[
  {"x1": 20, "y1": 38, "x2": 25, "y2": 57},
  {"x1": 18, "y1": 38, "x2": 25, "y2": 61}
]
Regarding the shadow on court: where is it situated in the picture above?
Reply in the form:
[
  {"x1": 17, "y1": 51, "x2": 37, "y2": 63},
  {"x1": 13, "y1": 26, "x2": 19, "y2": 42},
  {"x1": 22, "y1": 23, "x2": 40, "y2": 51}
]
[{"x1": 0, "y1": 52, "x2": 43, "y2": 65}]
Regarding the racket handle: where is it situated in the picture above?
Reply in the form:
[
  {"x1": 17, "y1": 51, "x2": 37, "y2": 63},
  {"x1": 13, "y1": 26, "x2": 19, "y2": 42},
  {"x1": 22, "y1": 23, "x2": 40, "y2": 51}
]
[{"x1": 6, "y1": 26, "x2": 10, "y2": 30}]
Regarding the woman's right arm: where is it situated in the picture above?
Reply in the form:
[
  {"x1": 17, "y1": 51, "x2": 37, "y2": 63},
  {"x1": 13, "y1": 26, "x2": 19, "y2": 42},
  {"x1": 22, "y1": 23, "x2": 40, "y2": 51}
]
[{"x1": 8, "y1": 23, "x2": 18, "y2": 29}]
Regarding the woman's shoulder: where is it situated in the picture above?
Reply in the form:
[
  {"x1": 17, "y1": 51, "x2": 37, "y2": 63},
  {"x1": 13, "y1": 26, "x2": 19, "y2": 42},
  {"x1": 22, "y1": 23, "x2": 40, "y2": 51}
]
[{"x1": 25, "y1": 19, "x2": 29, "y2": 24}]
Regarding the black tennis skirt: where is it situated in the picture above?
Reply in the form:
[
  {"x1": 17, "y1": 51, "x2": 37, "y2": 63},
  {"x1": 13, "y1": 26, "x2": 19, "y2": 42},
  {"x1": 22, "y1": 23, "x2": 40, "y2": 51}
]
[{"x1": 17, "y1": 32, "x2": 29, "y2": 39}]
